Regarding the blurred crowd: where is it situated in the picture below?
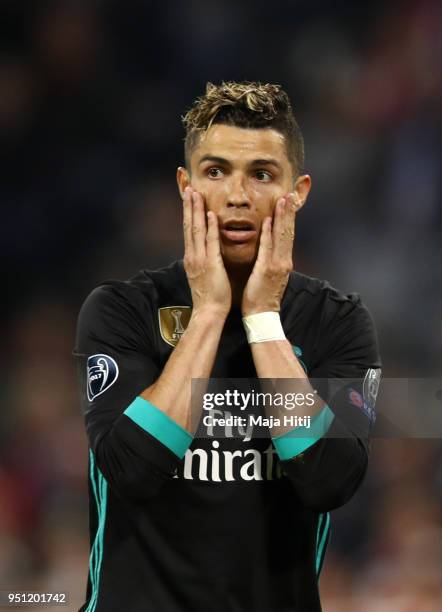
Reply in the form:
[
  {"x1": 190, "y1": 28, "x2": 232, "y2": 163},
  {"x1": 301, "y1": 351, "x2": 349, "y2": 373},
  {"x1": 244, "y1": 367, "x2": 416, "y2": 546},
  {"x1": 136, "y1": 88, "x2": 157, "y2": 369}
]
[{"x1": 1, "y1": 1, "x2": 441, "y2": 610}]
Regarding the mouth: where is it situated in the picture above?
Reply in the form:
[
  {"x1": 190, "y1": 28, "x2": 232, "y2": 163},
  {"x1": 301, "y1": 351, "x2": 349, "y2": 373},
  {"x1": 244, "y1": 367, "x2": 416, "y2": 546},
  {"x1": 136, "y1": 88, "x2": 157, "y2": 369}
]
[{"x1": 220, "y1": 219, "x2": 257, "y2": 243}]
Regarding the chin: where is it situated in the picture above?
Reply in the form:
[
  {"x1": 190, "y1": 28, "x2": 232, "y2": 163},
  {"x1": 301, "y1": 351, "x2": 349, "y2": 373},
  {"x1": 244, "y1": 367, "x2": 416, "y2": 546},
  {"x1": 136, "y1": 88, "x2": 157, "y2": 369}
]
[{"x1": 221, "y1": 243, "x2": 257, "y2": 269}]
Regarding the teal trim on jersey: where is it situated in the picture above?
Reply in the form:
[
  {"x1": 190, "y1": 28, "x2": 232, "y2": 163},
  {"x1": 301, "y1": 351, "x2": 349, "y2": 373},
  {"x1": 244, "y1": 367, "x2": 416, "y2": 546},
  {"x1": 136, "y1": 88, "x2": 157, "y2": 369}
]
[
  {"x1": 86, "y1": 450, "x2": 108, "y2": 612},
  {"x1": 272, "y1": 405, "x2": 335, "y2": 460},
  {"x1": 315, "y1": 512, "x2": 330, "y2": 576},
  {"x1": 87, "y1": 451, "x2": 99, "y2": 611},
  {"x1": 291, "y1": 345, "x2": 308, "y2": 373},
  {"x1": 315, "y1": 513, "x2": 324, "y2": 575},
  {"x1": 316, "y1": 513, "x2": 324, "y2": 550},
  {"x1": 124, "y1": 396, "x2": 192, "y2": 459},
  {"x1": 293, "y1": 345, "x2": 302, "y2": 357}
]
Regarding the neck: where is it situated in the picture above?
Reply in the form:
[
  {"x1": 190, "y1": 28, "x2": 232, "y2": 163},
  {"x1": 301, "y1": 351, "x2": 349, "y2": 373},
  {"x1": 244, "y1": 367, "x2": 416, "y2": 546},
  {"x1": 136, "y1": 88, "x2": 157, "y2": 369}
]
[{"x1": 226, "y1": 263, "x2": 253, "y2": 310}]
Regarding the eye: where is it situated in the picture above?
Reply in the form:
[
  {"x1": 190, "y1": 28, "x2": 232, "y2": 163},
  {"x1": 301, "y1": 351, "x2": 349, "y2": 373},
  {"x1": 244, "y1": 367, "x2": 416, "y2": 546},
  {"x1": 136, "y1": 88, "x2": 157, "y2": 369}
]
[
  {"x1": 255, "y1": 170, "x2": 272, "y2": 182},
  {"x1": 207, "y1": 167, "x2": 223, "y2": 178}
]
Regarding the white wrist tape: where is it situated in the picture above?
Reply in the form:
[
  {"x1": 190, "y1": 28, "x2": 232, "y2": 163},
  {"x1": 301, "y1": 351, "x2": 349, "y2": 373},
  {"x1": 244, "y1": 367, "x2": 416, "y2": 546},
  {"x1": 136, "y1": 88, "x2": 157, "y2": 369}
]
[{"x1": 242, "y1": 312, "x2": 286, "y2": 344}]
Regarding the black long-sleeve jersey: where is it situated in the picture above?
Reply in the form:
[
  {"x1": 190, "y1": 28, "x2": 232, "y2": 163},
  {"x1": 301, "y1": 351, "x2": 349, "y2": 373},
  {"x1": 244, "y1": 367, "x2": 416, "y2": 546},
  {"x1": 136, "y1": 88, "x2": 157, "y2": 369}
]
[{"x1": 74, "y1": 259, "x2": 381, "y2": 612}]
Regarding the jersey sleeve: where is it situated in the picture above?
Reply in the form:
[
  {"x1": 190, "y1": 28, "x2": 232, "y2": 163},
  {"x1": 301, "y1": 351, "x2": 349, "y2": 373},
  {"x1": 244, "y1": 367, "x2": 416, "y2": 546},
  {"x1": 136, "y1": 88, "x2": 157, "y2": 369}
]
[
  {"x1": 74, "y1": 281, "x2": 182, "y2": 501},
  {"x1": 279, "y1": 295, "x2": 381, "y2": 512}
]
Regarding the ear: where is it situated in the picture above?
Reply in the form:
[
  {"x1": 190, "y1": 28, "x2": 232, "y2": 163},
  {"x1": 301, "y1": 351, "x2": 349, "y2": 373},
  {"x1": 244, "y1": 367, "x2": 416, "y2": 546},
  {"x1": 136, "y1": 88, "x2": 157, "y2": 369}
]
[
  {"x1": 292, "y1": 174, "x2": 312, "y2": 211},
  {"x1": 177, "y1": 166, "x2": 191, "y2": 199}
]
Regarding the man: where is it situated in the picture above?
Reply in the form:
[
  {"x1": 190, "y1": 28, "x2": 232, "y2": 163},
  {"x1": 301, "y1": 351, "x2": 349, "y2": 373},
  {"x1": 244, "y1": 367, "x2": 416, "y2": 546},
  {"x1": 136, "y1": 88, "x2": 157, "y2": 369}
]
[{"x1": 75, "y1": 81, "x2": 381, "y2": 611}]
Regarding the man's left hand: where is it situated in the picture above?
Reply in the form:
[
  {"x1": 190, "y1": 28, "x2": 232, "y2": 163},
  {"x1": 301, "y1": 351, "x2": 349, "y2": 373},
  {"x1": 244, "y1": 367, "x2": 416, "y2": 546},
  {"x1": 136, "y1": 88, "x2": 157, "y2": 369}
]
[{"x1": 242, "y1": 193, "x2": 299, "y2": 316}]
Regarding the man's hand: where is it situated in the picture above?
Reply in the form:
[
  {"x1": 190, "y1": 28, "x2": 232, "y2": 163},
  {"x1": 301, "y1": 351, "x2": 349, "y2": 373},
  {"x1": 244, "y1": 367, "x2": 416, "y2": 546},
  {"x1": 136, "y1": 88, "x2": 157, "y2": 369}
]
[
  {"x1": 242, "y1": 193, "x2": 298, "y2": 316},
  {"x1": 183, "y1": 187, "x2": 231, "y2": 317}
]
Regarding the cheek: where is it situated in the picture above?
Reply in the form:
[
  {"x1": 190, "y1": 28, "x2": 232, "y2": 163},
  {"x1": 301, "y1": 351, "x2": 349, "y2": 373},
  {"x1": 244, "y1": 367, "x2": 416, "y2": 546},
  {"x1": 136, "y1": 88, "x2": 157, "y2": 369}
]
[
  {"x1": 198, "y1": 183, "x2": 228, "y2": 213},
  {"x1": 252, "y1": 188, "x2": 280, "y2": 216}
]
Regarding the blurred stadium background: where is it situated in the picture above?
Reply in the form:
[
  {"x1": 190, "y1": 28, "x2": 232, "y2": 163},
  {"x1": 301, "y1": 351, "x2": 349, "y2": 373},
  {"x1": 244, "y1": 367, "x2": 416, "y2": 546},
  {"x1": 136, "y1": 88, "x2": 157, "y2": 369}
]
[{"x1": 1, "y1": 1, "x2": 441, "y2": 610}]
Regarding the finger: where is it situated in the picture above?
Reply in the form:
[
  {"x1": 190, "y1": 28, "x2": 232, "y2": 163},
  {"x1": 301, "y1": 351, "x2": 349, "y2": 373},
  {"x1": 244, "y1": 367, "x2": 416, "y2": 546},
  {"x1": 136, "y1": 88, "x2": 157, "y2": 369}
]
[
  {"x1": 293, "y1": 191, "x2": 303, "y2": 212},
  {"x1": 206, "y1": 211, "x2": 222, "y2": 260},
  {"x1": 288, "y1": 193, "x2": 298, "y2": 267},
  {"x1": 256, "y1": 216, "x2": 273, "y2": 264},
  {"x1": 272, "y1": 196, "x2": 286, "y2": 246},
  {"x1": 183, "y1": 187, "x2": 194, "y2": 256},
  {"x1": 274, "y1": 194, "x2": 295, "y2": 260},
  {"x1": 191, "y1": 190, "x2": 207, "y2": 257}
]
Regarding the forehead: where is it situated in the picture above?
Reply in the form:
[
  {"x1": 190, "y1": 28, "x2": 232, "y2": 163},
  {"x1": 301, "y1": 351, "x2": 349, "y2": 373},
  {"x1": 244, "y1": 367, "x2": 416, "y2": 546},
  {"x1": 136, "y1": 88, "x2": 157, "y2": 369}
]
[{"x1": 191, "y1": 124, "x2": 289, "y2": 165}]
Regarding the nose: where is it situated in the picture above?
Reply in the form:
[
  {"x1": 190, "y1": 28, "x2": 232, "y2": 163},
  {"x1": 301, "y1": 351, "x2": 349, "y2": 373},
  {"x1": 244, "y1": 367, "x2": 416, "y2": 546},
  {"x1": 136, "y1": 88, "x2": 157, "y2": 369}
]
[{"x1": 227, "y1": 174, "x2": 250, "y2": 209}]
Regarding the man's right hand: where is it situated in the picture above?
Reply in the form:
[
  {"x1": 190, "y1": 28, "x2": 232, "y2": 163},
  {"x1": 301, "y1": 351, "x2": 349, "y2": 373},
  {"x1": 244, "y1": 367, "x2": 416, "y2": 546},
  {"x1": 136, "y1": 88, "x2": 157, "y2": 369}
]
[{"x1": 183, "y1": 187, "x2": 231, "y2": 317}]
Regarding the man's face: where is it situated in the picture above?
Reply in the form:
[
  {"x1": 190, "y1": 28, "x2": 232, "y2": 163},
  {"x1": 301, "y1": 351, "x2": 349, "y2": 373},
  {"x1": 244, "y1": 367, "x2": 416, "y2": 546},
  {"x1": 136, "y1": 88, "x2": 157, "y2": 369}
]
[{"x1": 178, "y1": 124, "x2": 309, "y2": 268}]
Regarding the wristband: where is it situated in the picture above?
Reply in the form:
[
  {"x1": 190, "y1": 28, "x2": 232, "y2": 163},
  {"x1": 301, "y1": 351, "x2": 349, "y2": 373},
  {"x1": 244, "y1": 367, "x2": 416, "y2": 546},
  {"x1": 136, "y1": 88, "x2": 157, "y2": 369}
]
[{"x1": 242, "y1": 311, "x2": 286, "y2": 344}]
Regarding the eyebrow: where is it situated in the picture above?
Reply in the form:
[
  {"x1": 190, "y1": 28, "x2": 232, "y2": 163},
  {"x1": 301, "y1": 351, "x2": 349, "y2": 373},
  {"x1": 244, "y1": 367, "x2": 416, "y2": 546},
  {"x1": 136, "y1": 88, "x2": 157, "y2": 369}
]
[
  {"x1": 198, "y1": 155, "x2": 282, "y2": 170},
  {"x1": 251, "y1": 158, "x2": 282, "y2": 170},
  {"x1": 198, "y1": 155, "x2": 230, "y2": 166}
]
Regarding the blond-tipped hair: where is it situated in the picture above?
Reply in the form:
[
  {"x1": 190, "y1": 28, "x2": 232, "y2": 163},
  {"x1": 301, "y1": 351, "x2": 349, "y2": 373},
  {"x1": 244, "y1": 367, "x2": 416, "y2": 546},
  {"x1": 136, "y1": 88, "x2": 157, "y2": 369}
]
[{"x1": 182, "y1": 81, "x2": 304, "y2": 174}]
